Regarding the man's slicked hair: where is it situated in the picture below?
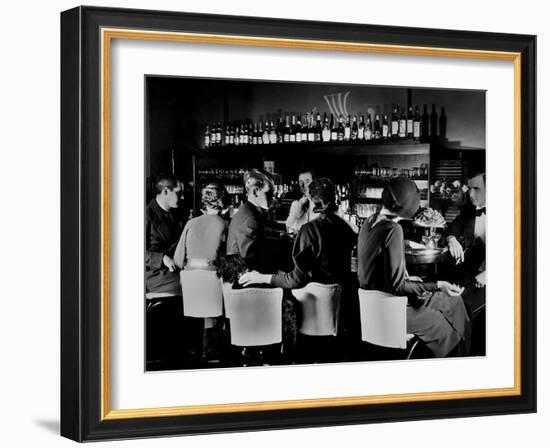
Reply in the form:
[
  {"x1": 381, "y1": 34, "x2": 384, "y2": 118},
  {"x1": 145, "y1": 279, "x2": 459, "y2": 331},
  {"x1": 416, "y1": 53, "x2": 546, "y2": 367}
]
[
  {"x1": 154, "y1": 173, "x2": 179, "y2": 195},
  {"x1": 244, "y1": 168, "x2": 275, "y2": 194}
]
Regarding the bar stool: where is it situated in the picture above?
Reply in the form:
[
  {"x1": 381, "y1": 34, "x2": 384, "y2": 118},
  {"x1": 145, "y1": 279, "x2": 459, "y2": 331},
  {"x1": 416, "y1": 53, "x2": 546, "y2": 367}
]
[
  {"x1": 224, "y1": 287, "x2": 283, "y2": 366},
  {"x1": 180, "y1": 269, "x2": 224, "y2": 363},
  {"x1": 357, "y1": 289, "x2": 421, "y2": 360},
  {"x1": 145, "y1": 291, "x2": 183, "y2": 368},
  {"x1": 291, "y1": 283, "x2": 342, "y2": 336},
  {"x1": 291, "y1": 283, "x2": 342, "y2": 363}
]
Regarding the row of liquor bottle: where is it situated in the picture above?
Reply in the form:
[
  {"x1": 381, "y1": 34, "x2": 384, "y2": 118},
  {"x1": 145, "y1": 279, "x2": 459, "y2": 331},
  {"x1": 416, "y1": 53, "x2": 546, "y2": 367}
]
[
  {"x1": 203, "y1": 105, "x2": 447, "y2": 148},
  {"x1": 354, "y1": 163, "x2": 429, "y2": 180}
]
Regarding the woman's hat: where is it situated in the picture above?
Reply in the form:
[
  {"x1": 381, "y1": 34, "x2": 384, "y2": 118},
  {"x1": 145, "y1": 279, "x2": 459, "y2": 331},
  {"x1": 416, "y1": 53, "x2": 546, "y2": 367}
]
[{"x1": 381, "y1": 176, "x2": 420, "y2": 219}]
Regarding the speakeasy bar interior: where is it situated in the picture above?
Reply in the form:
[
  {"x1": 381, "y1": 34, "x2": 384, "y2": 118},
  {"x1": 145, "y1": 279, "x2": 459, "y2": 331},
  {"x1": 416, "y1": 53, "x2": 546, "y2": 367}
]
[{"x1": 145, "y1": 76, "x2": 487, "y2": 371}]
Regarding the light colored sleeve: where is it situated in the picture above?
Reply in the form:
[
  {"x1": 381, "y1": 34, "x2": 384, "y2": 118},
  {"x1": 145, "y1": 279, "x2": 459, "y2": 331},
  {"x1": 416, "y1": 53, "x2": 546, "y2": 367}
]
[
  {"x1": 173, "y1": 220, "x2": 191, "y2": 269},
  {"x1": 285, "y1": 200, "x2": 306, "y2": 233}
]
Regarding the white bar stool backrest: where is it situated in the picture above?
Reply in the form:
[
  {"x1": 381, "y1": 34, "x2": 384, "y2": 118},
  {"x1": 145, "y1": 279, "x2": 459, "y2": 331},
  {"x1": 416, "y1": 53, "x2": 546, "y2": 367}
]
[
  {"x1": 220, "y1": 281, "x2": 234, "y2": 319},
  {"x1": 291, "y1": 283, "x2": 342, "y2": 336},
  {"x1": 225, "y1": 287, "x2": 283, "y2": 347},
  {"x1": 358, "y1": 289, "x2": 408, "y2": 349},
  {"x1": 180, "y1": 270, "x2": 223, "y2": 318}
]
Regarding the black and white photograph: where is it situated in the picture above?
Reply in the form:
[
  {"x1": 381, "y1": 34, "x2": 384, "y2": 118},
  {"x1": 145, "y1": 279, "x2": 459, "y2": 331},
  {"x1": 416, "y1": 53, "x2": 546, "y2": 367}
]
[{"x1": 144, "y1": 76, "x2": 487, "y2": 371}]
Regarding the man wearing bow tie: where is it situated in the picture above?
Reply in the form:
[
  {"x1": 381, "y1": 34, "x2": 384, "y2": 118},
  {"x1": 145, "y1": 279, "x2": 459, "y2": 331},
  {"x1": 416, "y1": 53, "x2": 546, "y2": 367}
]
[{"x1": 444, "y1": 168, "x2": 486, "y2": 354}]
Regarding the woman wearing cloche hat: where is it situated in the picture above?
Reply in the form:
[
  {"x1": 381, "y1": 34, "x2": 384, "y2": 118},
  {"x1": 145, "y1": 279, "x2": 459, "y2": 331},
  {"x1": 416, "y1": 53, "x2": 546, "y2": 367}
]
[{"x1": 357, "y1": 176, "x2": 470, "y2": 357}]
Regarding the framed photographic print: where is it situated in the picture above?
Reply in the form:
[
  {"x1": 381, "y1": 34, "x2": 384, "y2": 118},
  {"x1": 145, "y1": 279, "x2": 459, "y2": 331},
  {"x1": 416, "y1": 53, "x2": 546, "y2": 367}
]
[{"x1": 60, "y1": 6, "x2": 536, "y2": 442}]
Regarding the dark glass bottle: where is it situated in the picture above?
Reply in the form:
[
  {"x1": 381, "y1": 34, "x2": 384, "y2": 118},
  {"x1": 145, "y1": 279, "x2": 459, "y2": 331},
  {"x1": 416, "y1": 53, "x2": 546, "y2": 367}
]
[
  {"x1": 289, "y1": 114, "x2": 297, "y2": 143},
  {"x1": 391, "y1": 108, "x2": 399, "y2": 137},
  {"x1": 413, "y1": 106, "x2": 421, "y2": 139},
  {"x1": 204, "y1": 125, "x2": 211, "y2": 148},
  {"x1": 358, "y1": 115, "x2": 365, "y2": 140},
  {"x1": 295, "y1": 114, "x2": 303, "y2": 143},
  {"x1": 373, "y1": 114, "x2": 381, "y2": 139},
  {"x1": 365, "y1": 115, "x2": 373, "y2": 140},
  {"x1": 322, "y1": 112, "x2": 331, "y2": 142},
  {"x1": 337, "y1": 115, "x2": 345, "y2": 141},
  {"x1": 406, "y1": 107, "x2": 413, "y2": 138},
  {"x1": 430, "y1": 104, "x2": 438, "y2": 138},
  {"x1": 283, "y1": 116, "x2": 291, "y2": 143},
  {"x1": 399, "y1": 110, "x2": 407, "y2": 138},
  {"x1": 382, "y1": 114, "x2": 389, "y2": 138},
  {"x1": 421, "y1": 105, "x2": 429, "y2": 140},
  {"x1": 351, "y1": 115, "x2": 358, "y2": 140},
  {"x1": 315, "y1": 113, "x2": 322, "y2": 142},
  {"x1": 439, "y1": 106, "x2": 447, "y2": 139},
  {"x1": 330, "y1": 114, "x2": 338, "y2": 141}
]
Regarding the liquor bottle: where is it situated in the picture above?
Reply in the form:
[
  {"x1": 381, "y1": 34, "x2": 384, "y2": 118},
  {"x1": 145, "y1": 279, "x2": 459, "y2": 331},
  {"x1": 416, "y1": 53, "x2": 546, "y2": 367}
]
[
  {"x1": 430, "y1": 104, "x2": 438, "y2": 138},
  {"x1": 295, "y1": 115, "x2": 302, "y2": 143},
  {"x1": 351, "y1": 115, "x2": 358, "y2": 140},
  {"x1": 204, "y1": 125, "x2": 211, "y2": 148},
  {"x1": 344, "y1": 116, "x2": 351, "y2": 140},
  {"x1": 262, "y1": 120, "x2": 270, "y2": 144},
  {"x1": 276, "y1": 118, "x2": 284, "y2": 144},
  {"x1": 257, "y1": 122, "x2": 263, "y2": 145},
  {"x1": 314, "y1": 113, "x2": 322, "y2": 142},
  {"x1": 373, "y1": 114, "x2": 381, "y2": 139},
  {"x1": 283, "y1": 116, "x2": 291, "y2": 143},
  {"x1": 421, "y1": 105, "x2": 429, "y2": 140},
  {"x1": 249, "y1": 122, "x2": 254, "y2": 145},
  {"x1": 300, "y1": 114, "x2": 309, "y2": 143},
  {"x1": 269, "y1": 120, "x2": 277, "y2": 144},
  {"x1": 330, "y1": 114, "x2": 338, "y2": 141},
  {"x1": 391, "y1": 108, "x2": 399, "y2": 138},
  {"x1": 382, "y1": 114, "x2": 389, "y2": 138},
  {"x1": 224, "y1": 124, "x2": 231, "y2": 146},
  {"x1": 358, "y1": 115, "x2": 365, "y2": 140},
  {"x1": 308, "y1": 113, "x2": 315, "y2": 142},
  {"x1": 365, "y1": 115, "x2": 372, "y2": 140},
  {"x1": 252, "y1": 123, "x2": 258, "y2": 145},
  {"x1": 233, "y1": 125, "x2": 240, "y2": 146},
  {"x1": 321, "y1": 112, "x2": 331, "y2": 142},
  {"x1": 242, "y1": 122, "x2": 249, "y2": 145},
  {"x1": 228, "y1": 124, "x2": 235, "y2": 146},
  {"x1": 337, "y1": 115, "x2": 345, "y2": 141},
  {"x1": 399, "y1": 110, "x2": 407, "y2": 138},
  {"x1": 289, "y1": 115, "x2": 297, "y2": 143},
  {"x1": 439, "y1": 106, "x2": 447, "y2": 139},
  {"x1": 406, "y1": 107, "x2": 414, "y2": 138},
  {"x1": 413, "y1": 106, "x2": 421, "y2": 139}
]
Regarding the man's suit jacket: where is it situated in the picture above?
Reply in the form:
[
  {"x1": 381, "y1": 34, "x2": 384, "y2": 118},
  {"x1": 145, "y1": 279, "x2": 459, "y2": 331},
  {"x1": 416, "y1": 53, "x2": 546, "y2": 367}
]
[
  {"x1": 444, "y1": 202, "x2": 485, "y2": 275},
  {"x1": 145, "y1": 199, "x2": 185, "y2": 295},
  {"x1": 226, "y1": 201, "x2": 269, "y2": 273}
]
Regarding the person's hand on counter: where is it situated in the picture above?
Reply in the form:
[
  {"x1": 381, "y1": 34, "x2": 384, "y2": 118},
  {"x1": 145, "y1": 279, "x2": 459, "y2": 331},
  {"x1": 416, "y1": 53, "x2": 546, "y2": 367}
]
[{"x1": 238, "y1": 270, "x2": 272, "y2": 287}]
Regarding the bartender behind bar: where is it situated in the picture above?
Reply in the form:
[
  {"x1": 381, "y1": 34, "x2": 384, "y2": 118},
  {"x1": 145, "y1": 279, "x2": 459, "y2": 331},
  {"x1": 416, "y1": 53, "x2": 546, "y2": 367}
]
[{"x1": 285, "y1": 167, "x2": 319, "y2": 234}]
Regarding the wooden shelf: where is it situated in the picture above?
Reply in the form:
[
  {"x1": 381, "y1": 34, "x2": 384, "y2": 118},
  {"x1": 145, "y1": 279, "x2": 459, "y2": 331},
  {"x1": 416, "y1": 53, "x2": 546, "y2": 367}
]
[{"x1": 196, "y1": 138, "x2": 429, "y2": 159}]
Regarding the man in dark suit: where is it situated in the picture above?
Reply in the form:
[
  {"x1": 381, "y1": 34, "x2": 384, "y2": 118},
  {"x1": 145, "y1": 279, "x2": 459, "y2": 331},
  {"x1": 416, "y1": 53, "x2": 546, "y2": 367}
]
[
  {"x1": 226, "y1": 169, "x2": 275, "y2": 273},
  {"x1": 444, "y1": 168, "x2": 486, "y2": 354},
  {"x1": 145, "y1": 173, "x2": 187, "y2": 368},
  {"x1": 145, "y1": 174, "x2": 185, "y2": 294}
]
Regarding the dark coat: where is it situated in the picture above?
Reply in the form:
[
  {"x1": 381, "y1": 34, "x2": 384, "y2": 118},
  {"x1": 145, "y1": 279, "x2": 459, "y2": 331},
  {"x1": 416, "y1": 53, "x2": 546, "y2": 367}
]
[
  {"x1": 145, "y1": 199, "x2": 185, "y2": 295},
  {"x1": 271, "y1": 213, "x2": 356, "y2": 289},
  {"x1": 226, "y1": 201, "x2": 270, "y2": 272},
  {"x1": 444, "y1": 203, "x2": 485, "y2": 276}
]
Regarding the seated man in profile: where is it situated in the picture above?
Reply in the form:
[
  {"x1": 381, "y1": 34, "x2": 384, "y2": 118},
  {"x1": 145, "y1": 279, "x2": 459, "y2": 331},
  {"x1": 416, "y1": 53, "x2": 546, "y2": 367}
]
[
  {"x1": 444, "y1": 166, "x2": 486, "y2": 354},
  {"x1": 226, "y1": 168, "x2": 276, "y2": 274}
]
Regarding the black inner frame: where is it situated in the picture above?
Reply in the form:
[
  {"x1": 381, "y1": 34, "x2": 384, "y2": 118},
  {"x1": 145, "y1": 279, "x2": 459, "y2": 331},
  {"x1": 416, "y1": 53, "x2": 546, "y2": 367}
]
[{"x1": 60, "y1": 6, "x2": 536, "y2": 442}]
